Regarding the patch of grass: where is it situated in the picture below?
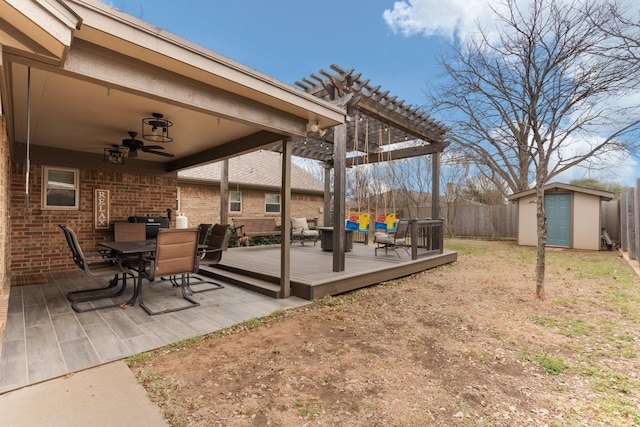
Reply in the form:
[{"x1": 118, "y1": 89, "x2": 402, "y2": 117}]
[
  {"x1": 313, "y1": 290, "x2": 363, "y2": 307},
  {"x1": 531, "y1": 315, "x2": 559, "y2": 329},
  {"x1": 125, "y1": 351, "x2": 155, "y2": 365},
  {"x1": 590, "y1": 371, "x2": 633, "y2": 395},
  {"x1": 212, "y1": 317, "x2": 262, "y2": 337},
  {"x1": 539, "y1": 354, "x2": 567, "y2": 375},
  {"x1": 562, "y1": 317, "x2": 595, "y2": 337},
  {"x1": 598, "y1": 395, "x2": 640, "y2": 425},
  {"x1": 550, "y1": 298, "x2": 577, "y2": 306},
  {"x1": 486, "y1": 327, "x2": 504, "y2": 340},
  {"x1": 164, "y1": 335, "x2": 205, "y2": 351},
  {"x1": 296, "y1": 400, "x2": 326, "y2": 419}
]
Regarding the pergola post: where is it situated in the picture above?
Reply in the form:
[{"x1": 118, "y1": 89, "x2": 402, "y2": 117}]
[{"x1": 332, "y1": 123, "x2": 347, "y2": 272}]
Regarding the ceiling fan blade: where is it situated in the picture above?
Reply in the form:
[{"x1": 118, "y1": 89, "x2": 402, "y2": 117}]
[
  {"x1": 145, "y1": 149, "x2": 175, "y2": 158},
  {"x1": 142, "y1": 145, "x2": 165, "y2": 150}
]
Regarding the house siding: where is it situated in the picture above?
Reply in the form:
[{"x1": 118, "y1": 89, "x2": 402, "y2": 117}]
[{"x1": 179, "y1": 184, "x2": 324, "y2": 227}]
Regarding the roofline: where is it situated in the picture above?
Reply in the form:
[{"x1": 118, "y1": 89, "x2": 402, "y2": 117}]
[
  {"x1": 177, "y1": 177, "x2": 324, "y2": 195},
  {"x1": 507, "y1": 182, "x2": 614, "y2": 201},
  {"x1": 62, "y1": 0, "x2": 346, "y2": 128}
]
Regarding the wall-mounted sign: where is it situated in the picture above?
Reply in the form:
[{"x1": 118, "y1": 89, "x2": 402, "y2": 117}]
[{"x1": 94, "y1": 189, "x2": 110, "y2": 229}]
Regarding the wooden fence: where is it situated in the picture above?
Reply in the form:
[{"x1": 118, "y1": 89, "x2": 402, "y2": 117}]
[
  {"x1": 358, "y1": 197, "x2": 621, "y2": 242},
  {"x1": 441, "y1": 203, "x2": 518, "y2": 238},
  {"x1": 438, "y1": 199, "x2": 620, "y2": 242},
  {"x1": 619, "y1": 186, "x2": 640, "y2": 258}
]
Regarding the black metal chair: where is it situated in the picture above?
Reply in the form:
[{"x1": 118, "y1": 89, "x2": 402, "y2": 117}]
[
  {"x1": 185, "y1": 223, "x2": 228, "y2": 293},
  {"x1": 374, "y1": 219, "x2": 410, "y2": 257},
  {"x1": 137, "y1": 228, "x2": 201, "y2": 315},
  {"x1": 59, "y1": 224, "x2": 136, "y2": 312}
]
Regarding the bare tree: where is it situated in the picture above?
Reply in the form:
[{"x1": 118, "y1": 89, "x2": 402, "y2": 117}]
[
  {"x1": 390, "y1": 156, "x2": 432, "y2": 218},
  {"x1": 430, "y1": 0, "x2": 640, "y2": 299}
]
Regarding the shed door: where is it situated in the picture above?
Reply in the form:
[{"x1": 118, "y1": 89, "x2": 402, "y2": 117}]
[{"x1": 545, "y1": 194, "x2": 571, "y2": 247}]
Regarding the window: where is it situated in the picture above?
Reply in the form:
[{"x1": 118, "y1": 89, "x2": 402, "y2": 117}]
[
  {"x1": 265, "y1": 193, "x2": 280, "y2": 213},
  {"x1": 230, "y1": 191, "x2": 242, "y2": 212},
  {"x1": 42, "y1": 166, "x2": 79, "y2": 210}
]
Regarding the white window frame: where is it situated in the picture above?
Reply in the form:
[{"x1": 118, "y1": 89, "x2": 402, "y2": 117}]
[
  {"x1": 229, "y1": 190, "x2": 242, "y2": 213},
  {"x1": 265, "y1": 193, "x2": 281, "y2": 213},
  {"x1": 42, "y1": 166, "x2": 79, "y2": 210}
]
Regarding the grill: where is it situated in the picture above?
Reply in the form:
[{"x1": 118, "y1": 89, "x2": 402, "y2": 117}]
[{"x1": 128, "y1": 216, "x2": 170, "y2": 239}]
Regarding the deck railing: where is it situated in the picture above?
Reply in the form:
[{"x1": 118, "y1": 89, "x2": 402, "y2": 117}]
[
  {"x1": 408, "y1": 219, "x2": 444, "y2": 260},
  {"x1": 347, "y1": 218, "x2": 444, "y2": 260}
]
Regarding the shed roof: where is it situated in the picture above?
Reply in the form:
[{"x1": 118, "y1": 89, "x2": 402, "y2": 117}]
[
  {"x1": 507, "y1": 182, "x2": 614, "y2": 201},
  {"x1": 178, "y1": 151, "x2": 323, "y2": 192}
]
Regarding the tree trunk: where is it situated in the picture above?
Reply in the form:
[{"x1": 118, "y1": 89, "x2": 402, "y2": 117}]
[{"x1": 535, "y1": 185, "x2": 546, "y2": 300}]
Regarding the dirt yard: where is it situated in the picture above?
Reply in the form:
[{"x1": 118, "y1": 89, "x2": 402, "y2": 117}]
[{"x1": 129, "y1": 239, "x2": 640, "y2": 426}]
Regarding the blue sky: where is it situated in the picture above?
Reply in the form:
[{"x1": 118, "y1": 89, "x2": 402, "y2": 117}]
[{"x1": 105, "y1": 0, "x2": 640, "y2": 187}]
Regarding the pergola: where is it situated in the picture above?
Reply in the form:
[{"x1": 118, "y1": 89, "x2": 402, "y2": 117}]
[{"x1": 271, "y1": 65, "x2": 450, "y2": 273}]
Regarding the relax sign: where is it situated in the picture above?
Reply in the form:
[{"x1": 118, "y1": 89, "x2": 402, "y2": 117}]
[{"x1": 94, "y1": 189, "x2": 110, "y2": 230}]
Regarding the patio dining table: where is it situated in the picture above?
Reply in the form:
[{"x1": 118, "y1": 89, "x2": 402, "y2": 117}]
[
  {"x1": 98, "y1": 239, "x2": 207, "y2": 314},
  {"x1": 98, "y1": 239, "x2": 156, "y2": 310}
]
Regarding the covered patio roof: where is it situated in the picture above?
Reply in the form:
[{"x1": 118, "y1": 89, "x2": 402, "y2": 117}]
[{"x1": 0, "y1": 0, "x2": 346, "y2": 175}]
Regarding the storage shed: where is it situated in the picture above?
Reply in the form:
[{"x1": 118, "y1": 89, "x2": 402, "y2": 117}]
[{"x1": 507, "y1": 183, "x2": 614, "y2": 250}]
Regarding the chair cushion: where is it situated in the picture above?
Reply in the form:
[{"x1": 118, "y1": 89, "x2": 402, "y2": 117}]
[
  {"x1": 291, "y1": 217, "x2": 309, "y2": 232},
  {"x1": 375, "y1": 236, "x2": 396, "y2": 245},
  {"x1": 301, "y1": 229, "x2": 319, "y2": 237}
]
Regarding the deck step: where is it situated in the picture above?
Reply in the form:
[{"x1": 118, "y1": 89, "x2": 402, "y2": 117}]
[{"x1": 198, "y1": 266, "x2": 281, "y2": 298}]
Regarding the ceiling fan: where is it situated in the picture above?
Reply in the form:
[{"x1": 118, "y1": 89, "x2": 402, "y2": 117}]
[{"x1": 121, "y1": 131, "x2": 174, "y2": 158}]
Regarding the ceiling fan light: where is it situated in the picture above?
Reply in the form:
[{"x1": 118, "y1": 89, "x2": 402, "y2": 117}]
[
  {"x1": 103, "y1": 147, "x2": 125, "y2": 164},
  {"x1": 142, "y1": 112, "x2": 173, "y2": 143}
]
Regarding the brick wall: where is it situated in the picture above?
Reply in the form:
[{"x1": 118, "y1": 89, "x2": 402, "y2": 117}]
[
  {"x1": 1, "y1": 116, "x2": 10, "y2": 333},
  {"x1": 179, "y1": 184, "x2": 324, "y2": 227},
  {"x1": 10, "y1": 163, "x2": 176, "y2": 274}
]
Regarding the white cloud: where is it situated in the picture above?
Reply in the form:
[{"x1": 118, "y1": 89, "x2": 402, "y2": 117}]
[
  {"x1": 383, "y1": 0, "x2": 505, "y2": 41},
  {"x1": 383, "y1": 0, "x2": 640, "y2": 42}
]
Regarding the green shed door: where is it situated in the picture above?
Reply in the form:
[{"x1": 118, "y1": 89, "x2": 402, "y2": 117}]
[{"x1": 545, "y1": 194, "x2": 571, "y2": 247}]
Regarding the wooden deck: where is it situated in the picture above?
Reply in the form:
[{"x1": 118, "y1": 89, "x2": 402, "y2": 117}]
[{"x1": 199, "y1": 242, "x2": 457, "y2": 299}]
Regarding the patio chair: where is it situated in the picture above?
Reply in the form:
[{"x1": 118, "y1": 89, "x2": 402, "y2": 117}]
[
  {"x1": 59, "y1": 224, "x2": 136, "y2": 312},
  {"x1": 197, "y1": 223, "x2": 214, "y2": 253},
  {"x1": 374, "y1": 219, "x2": 410, "y2": 257},
  {"x1": 114, "y1": 221, "x2": 147, "y2": 242},
  {"x1": 291, "y1": 217, "x2": 319, "y2": 245},
  {"x1": 113, "y1": 221, "x2": 148, "y2": 268},
  {"x1": 181, "y1": 223, "x2": 226, "y2": 293},
  {"x1": 137, "y1": 228, "x2": 201, "y2": 315}
]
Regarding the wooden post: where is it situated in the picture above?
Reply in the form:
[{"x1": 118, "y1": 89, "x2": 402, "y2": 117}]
[
  {"x1": 280, "y1": 140, "x2": 291, "y2": 297},
  {"x1": 332, "y1": 123, "x2": 347, "y2": 272},
  {"x1": 220, "y1": 159, "x2": 229, "y2": 226}
]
